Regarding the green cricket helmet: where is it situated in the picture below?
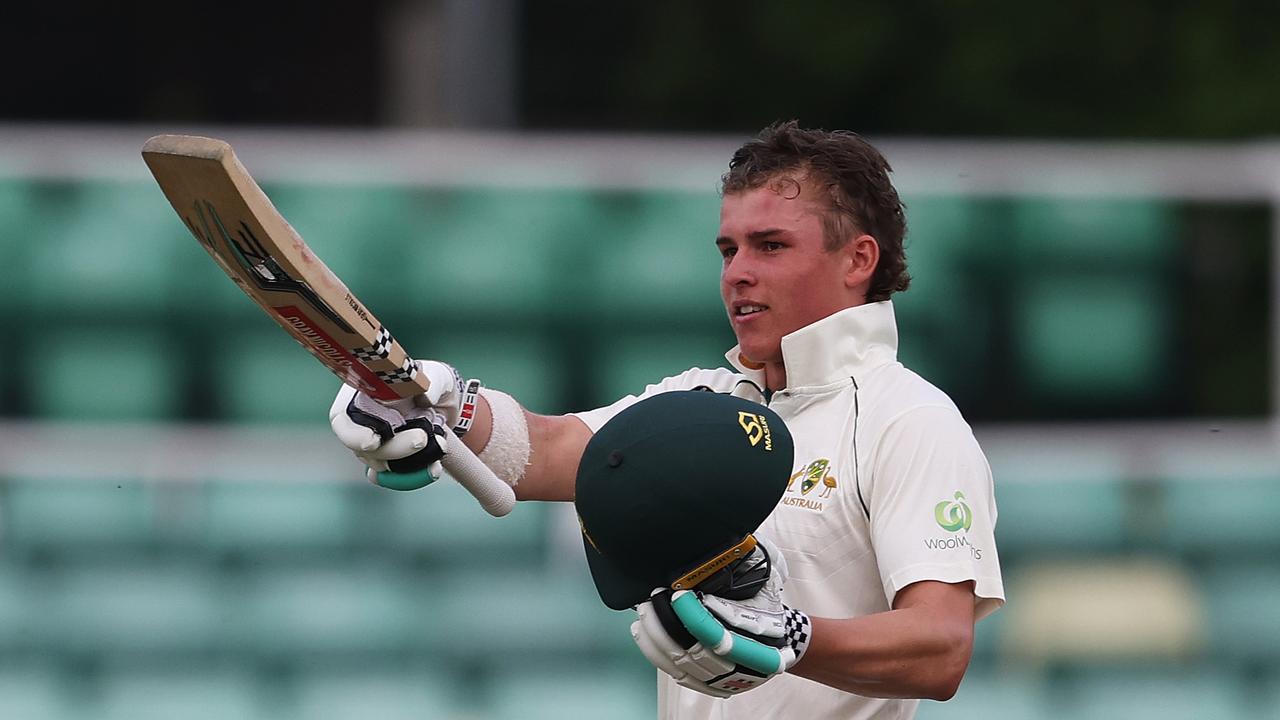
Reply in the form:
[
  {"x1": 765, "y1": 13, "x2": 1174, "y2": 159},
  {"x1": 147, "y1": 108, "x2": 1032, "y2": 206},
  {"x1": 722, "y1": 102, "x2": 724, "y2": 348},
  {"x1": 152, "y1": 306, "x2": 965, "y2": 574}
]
[{"x1": 575, "y1": 390, "x2": 794, "y2": 610}]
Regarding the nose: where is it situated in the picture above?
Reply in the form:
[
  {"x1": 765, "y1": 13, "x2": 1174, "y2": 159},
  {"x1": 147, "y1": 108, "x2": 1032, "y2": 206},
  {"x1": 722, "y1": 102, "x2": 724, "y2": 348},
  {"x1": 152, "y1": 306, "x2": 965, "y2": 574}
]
[{"x1": 721, "y1": 252, "x2": 756, "y2": 287}]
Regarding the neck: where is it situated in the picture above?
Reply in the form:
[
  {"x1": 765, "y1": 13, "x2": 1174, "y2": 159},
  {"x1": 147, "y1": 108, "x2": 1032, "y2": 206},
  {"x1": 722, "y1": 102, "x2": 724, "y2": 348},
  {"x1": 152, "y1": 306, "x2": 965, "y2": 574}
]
[{"x1": 764, "y1": 361, "x2": 787, "y2": 392}]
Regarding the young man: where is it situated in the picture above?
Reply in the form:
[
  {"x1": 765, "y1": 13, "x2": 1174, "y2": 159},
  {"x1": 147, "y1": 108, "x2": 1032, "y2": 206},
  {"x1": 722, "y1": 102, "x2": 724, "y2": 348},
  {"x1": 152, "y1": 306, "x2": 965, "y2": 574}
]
[{"x1": 331, "y1": 121, "x2": 1004, "y2": 719}]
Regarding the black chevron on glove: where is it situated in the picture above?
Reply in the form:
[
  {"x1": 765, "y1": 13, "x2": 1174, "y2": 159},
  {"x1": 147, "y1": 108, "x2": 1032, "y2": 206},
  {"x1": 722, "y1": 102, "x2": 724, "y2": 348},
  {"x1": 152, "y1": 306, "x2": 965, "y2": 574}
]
[{"x1": 347, "y1": 393, "x2": 446, "y2": 473}]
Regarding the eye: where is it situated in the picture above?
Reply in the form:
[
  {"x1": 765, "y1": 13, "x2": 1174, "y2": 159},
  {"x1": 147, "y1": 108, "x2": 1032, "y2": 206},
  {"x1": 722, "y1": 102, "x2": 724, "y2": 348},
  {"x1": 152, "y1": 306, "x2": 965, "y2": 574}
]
[
  {"x1": 762, "y1": 241, "x2": 784, "y2": 252},
  {"x1": 719, "y1": 245, "x2": 737, "y2": 259}
]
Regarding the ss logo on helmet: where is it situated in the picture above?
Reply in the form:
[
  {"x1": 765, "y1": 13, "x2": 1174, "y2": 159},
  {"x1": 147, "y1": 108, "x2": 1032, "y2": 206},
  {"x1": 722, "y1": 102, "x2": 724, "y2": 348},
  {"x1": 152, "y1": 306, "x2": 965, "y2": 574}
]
[{"x1": 737, "y1": 412, "x2": 773, "y2": 450}]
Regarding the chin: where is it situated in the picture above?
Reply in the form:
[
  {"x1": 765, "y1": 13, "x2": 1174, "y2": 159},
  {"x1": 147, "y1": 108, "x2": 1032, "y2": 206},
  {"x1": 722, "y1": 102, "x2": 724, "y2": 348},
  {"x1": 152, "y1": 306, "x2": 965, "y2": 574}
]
[
  {"x1": 738, "y1": 342, "x2": 782, "y2": 367},
  {"x1": 731, "y1": 326, "x2": 782, "y2": 364}
]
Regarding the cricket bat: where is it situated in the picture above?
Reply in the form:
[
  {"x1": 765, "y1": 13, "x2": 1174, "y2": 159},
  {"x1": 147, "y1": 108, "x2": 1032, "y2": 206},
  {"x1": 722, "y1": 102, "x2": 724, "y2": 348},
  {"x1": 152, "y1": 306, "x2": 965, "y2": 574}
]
[{"x1": 141, "y1": 134, "x2": 516, "y2": 517}]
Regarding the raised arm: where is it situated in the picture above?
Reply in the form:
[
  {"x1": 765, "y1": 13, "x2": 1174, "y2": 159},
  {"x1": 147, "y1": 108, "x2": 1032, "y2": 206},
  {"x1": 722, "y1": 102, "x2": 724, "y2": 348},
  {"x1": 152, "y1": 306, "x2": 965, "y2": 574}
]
[
  {"x1": 330, "y1": 360, "x2": 592, "y2": 504},
  {"x1": 458, "y1": 394, "x2": 592, "y2": 502}
]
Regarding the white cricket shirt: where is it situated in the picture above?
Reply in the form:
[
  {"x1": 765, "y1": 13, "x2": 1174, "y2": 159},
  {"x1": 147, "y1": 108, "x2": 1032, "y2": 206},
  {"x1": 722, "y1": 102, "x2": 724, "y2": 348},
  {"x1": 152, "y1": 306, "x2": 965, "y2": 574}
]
[{"x1": 574, "y1": 301, "x2": 1005, "y2": 720}]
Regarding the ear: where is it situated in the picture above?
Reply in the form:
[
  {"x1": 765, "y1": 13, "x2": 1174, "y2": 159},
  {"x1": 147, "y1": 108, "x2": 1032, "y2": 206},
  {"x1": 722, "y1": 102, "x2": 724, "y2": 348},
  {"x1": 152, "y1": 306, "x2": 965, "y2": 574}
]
[{"x1": 844, "y1": 234, "x2": 880, "y2": 291}]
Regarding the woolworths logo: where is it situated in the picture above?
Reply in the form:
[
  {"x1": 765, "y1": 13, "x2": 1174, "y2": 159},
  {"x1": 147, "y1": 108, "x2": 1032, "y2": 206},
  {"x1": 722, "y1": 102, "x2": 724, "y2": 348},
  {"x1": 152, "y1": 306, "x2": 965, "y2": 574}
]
[{"x1": 934, "y1": 491, "x2": 973, "y2": 533}]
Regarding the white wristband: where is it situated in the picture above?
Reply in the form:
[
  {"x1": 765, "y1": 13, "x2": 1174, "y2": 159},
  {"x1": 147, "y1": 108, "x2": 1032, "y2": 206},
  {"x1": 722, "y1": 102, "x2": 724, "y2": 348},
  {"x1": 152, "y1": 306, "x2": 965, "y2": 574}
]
[
  {"x1": 453, "y1": 378, "x2": 482, "y2": 437},
  {"x1": 477, "y1": 388, "x2": 530, "y2": 488}
]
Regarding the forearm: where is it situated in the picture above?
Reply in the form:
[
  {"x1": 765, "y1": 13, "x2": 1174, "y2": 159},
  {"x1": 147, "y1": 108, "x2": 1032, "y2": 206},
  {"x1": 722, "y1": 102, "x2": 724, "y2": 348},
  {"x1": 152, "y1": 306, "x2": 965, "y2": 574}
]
[
  {"x1": 790, "y1": 583, "x2": 975, "y2": 700},
  {"x1": 460, "y1": 395, "x2": 588, "y2": 502}
]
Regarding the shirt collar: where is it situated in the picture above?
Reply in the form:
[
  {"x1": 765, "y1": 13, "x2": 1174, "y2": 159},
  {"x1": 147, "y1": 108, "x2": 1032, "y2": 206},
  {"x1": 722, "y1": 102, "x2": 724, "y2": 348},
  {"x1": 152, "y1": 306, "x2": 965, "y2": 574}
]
[{"x1": 725, "y1": 301, "x2": 900, "y2": 390}]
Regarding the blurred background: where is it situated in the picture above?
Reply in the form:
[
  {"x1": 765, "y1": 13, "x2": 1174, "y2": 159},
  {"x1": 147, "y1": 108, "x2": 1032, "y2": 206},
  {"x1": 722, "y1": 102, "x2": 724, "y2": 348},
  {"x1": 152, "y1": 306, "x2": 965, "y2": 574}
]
[{"x1": 1, "y1": 1, "x2": 1278, "y2": 718}]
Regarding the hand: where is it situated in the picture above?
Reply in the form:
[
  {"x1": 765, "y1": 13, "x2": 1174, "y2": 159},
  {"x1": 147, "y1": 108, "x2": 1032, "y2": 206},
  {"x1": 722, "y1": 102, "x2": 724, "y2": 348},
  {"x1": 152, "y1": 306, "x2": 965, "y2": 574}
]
[
  {"x1": 630, "y1": 540, "x2": 811, "y2": 698},
  {"x1": 328, "y1": 361, "x2": 466, "y2": 490}
]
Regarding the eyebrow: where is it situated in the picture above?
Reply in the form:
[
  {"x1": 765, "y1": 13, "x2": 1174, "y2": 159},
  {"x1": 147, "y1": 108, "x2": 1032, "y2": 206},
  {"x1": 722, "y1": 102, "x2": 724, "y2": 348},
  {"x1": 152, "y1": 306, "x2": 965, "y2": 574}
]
[{"x1": 715, "y1": 228, "x2": 790, "y2": 246}]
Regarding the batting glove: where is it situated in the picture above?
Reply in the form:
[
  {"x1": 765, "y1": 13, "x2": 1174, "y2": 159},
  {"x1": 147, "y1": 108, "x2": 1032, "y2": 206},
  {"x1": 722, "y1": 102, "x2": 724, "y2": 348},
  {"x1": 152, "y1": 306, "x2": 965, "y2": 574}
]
[
  {"x1": 329, "y1": 360, "x2": 467, "y2": 491},
  {"x1": 630, "y1": 539, "x2": 811, "y2": 698}
]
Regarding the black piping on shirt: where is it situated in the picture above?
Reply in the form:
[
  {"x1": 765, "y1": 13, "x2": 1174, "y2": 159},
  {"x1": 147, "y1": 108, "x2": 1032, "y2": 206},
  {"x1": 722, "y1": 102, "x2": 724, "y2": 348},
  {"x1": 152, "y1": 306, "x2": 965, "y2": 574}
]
[{"x1": 851, "y1": 375, "x2": 870, "y2": 521}]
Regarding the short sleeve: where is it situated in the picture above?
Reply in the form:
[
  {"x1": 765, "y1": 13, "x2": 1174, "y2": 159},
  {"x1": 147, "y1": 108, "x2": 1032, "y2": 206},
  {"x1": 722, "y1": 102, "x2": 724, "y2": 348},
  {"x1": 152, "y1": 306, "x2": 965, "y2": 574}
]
[
  {"x1": 570, "y1": 367, "x2": 747, "y2": 433},
  {"x1": 868, "y1": 405, "x2": 1005, "y2": 620}
]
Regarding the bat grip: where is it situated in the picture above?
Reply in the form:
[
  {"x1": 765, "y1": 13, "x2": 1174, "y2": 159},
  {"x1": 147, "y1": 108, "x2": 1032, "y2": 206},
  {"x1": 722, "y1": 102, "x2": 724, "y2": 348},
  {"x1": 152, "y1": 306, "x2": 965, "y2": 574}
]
[{"x1": 441, "y1": 435, "x2": 517, "y2": 517}]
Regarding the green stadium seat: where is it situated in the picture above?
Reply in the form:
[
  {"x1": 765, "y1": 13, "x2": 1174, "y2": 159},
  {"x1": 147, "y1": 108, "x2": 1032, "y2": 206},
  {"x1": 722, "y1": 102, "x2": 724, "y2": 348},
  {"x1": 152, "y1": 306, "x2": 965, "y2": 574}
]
[
  {"x1": 916, "y1": 670, "x2": 1052, "y2": 720},
  {"x1": 1258, "y1": 672, "x2": 1280, "y2": 720},
  {"x1": 590, "y1": 191, "x2": 724, "y2": 322},
  {"x1": 95, "y1": 666, "x2": 263, "y2": 720},
  {"x1": 422, "y1": 567, "x2": 628, "y2": 662},
  {"x1": 899, "y1": 195, "x2": 998, "y2": 302},
  {"x1": 403, "y1": 328, "x2": 563, "y2": 414},
  {"x1": 202, "y1": 480, "x2": 356, "y2": 551},
  {"x1": 25, "y1": 327, "x2": 182, "y2": 421},
  {"x1": 0, "y1": 180, "x2": 42, "y2": 307},
  {"x1": 2, "y1": 477, "x2": 155, "y2": 550},
  {"x1": 234, "y1": 563, "x2": 417, "y2": 657},
  {"x1": 212, "y1": 329, "x2": 339, "y2": 424},
  {"x1": 1202, "y1": 564, "x2": 1280, "y2": 663},
  {"x1": 35, "y1": 561, "x2": 224, "y2": 654},
  {"x1": 1161, "y1": 475, "x2": 1280, "y2": 554},
  {"x1": 1007, "y1": 197, "x2": 1177, "y2": 409},
  {"x1": 895, "y1": 196, "x2": 1001, "y2": 395},
  {"x1": 1059, "y1": 668, "x2": 1247, "y2": 720},
  {"x1": 1013, "y1": 275, "x2": 1171, "y2": 402},
  {"x1": 0, "y1": 664, "x2": 73, "y2": 720},
  {"x1": 485, "y1": 663, "x2": 655, "y2": 720},
  {"x1": 395, "y1": 188, "x2": 605, "y2": 320},
  {"x1": 0, "y1": 347, "x2": 11, "y2": 417},
  {"x1": 993, "y1": 479, "x2": 1130, "y2": 555},
  {"x1": 285, "y1": 665, "x2": 460, "y2": 720},
  {"x1": 1010, "y1": 197, "x2": 1177, "y2": 269},
  {"x1": 370, "y1": 475, "x2": 547, "y2": 562},
  {"x1": 24, "y1": 181, "x2": 192, "y2": 316},
  {"x1": 0, "y1": 561, "x2": 31, "y2": 648},
  {"x1": 591, "y1": 330, "x2": 734, "y2": 407}
]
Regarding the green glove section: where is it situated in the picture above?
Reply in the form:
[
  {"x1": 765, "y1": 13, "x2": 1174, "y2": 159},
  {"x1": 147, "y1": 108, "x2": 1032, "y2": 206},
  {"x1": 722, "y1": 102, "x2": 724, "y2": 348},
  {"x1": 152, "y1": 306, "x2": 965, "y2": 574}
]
[
  {"x1": 670, "y1": 590, "x2": 785, "y2": 675},
  {"x1": 374, "y1": 468, "x2": 438, "y2": 492}
]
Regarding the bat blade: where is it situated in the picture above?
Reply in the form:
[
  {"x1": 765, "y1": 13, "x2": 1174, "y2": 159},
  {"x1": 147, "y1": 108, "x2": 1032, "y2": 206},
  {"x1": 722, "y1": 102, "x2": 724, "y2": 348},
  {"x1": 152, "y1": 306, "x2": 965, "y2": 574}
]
[
  {"x1": 142, "y1": 134, "x2": 416, "y2": 402},
  {"x1": 142, "y1": 134, "x2": 515, "y2": 517}
]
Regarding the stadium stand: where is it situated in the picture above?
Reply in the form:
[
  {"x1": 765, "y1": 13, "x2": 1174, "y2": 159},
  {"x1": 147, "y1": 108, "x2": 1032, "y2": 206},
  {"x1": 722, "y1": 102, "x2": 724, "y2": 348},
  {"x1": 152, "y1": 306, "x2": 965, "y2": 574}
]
[{"x1": 0, "y1": 170, "x2": 1274, "y2": 719}]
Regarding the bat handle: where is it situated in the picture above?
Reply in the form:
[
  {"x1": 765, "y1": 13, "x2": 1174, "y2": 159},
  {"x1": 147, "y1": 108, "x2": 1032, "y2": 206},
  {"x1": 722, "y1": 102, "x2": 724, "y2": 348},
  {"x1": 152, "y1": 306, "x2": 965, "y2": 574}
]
[{"x1": 441, "y1": 435, "x2": 517, "y2": 517}]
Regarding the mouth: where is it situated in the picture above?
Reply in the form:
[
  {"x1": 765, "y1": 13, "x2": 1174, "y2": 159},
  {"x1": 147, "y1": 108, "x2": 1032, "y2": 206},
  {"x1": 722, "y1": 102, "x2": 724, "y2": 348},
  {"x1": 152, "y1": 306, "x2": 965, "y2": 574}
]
[{"x1": 731, "y1": 302, "x2": 769, "y2": 320}]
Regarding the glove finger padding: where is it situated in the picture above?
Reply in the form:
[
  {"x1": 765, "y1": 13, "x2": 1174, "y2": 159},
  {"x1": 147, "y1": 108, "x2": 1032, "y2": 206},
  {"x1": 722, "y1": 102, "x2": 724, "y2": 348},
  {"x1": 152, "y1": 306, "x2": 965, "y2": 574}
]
[
  {"x1": 334, "y1": 385, "x2": 450, "y2": 491},
  {"x1": 660, "y1": 538, "x2": 808, "y2": 681},
  {"x1": 360, "y1": 429, "x2": 432, "y2": 461},
  {"x1": 344, "y1": 390, "x2": 449, "y2": 470},
  {"x1": 632, "y1": 590, "x2": 775, "y2": 698},
  {"x1": 330, "y1": 384, "x2": 380, "y2": 452},
  {"x1": 670, "y1": 590, "x2": 795, "y2": 675},
  {"x1": 632, "y1": 604, "x2": 730, "y2": 699}
]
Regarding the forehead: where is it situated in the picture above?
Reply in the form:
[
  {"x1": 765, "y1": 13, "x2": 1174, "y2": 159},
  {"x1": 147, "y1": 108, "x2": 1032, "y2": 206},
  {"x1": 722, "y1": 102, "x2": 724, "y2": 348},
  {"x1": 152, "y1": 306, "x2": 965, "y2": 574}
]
[{"x1": 719, "y1": 181, "x2": 827, "y2": 236}]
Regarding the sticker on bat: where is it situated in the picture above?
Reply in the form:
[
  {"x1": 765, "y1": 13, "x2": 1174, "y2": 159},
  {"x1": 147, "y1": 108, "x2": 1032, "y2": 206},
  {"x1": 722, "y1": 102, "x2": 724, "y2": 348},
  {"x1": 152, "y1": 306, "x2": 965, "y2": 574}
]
[{"x1": 191, "y1": 200, "x2": 356, "y2": 335}]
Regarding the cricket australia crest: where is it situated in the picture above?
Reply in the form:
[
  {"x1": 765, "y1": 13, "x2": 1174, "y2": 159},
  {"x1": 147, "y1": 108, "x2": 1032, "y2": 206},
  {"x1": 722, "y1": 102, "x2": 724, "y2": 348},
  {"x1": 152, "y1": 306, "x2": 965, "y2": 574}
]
[{"x1": 782, "y1": 458, "x2": 838, "y2": 511}]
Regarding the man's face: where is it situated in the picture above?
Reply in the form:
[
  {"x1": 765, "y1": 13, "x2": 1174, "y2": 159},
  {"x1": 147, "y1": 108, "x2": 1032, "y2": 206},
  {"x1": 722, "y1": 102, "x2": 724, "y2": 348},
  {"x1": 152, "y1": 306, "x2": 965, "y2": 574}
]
[{"x1": 717, "y1": 180, "x2": 859, "y2": 366}]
